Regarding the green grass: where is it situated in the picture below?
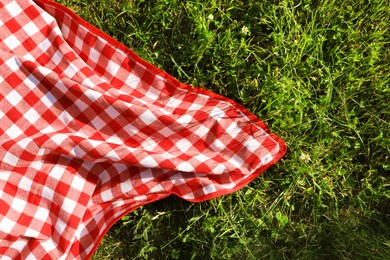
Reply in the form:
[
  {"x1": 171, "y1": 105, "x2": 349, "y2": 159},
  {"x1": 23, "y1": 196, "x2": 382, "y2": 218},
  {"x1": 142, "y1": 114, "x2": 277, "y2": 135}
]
[{"x1": 57, "y1": 0, "x2": 389, "y2": 259}]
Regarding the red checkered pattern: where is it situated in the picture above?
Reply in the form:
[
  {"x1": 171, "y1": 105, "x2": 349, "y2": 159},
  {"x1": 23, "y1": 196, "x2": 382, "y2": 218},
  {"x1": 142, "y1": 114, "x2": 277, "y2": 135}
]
[{"x1": 0, "y1": 0, "x2": 286, "y2": 258}]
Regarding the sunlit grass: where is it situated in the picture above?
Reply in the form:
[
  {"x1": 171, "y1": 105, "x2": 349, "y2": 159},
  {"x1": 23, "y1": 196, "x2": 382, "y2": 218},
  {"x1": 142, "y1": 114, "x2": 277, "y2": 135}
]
[{"x1": 57, "y1": 0, "x2": 389, "y2": 259}]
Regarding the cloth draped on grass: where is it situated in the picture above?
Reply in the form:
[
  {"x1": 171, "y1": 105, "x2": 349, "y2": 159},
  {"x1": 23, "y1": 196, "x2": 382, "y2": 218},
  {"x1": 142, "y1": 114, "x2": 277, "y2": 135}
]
[{"x1": 0, "y1": 0, "x2": 286, "y2": 258}]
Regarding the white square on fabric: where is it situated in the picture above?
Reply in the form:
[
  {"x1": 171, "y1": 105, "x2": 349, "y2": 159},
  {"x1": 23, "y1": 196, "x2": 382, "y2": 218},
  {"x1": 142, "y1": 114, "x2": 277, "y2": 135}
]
[
  {"x1": 221, "y1": 182, "x2": 235, "y2": 189},
  {"x1": 142, "y1": 138, "x2": 158, "y2": 150},
  {"x1": 0, "y1": 216, "x2": 16, "y2": 234},
  {"x1": 70, "y1": 145, "x2": 87, "y2": 158},
  {"x1": 73, "y1": 98, "x2": 89, "y2": 113},
  {"x1": 230, "y1": 154, "x2": 245, "y2": 168},
  {"x1": 139, "y1": 110, "x2": 158, "y2": 125},
  {"x1": 19, "y1": 176, "x2": 33, "y2": 193},
  {"x1": 194, "y1": 125, "x2": 209, "y2": 138},
  {"x1": 64, "y1": 63, "x2": 78, "y2": 78},
  {"x1": 106, "y1": 135, "x2": 123, "y2": 145},
  {"x1": 24, "y1": 74, "x2": 40, "y2": 90},
  {"x1": 210, "y1": 107, "x2": 224, "y2": 121},
  {"x1": 42, "y1": 186, "x2": 55, "y2": 201},
  {"x1": 107, "y1": 60, "x2": 121, "y2": 76},
  {"x1": 88, "y1": 139, "x2": 104, "y2": 150},
  {"x1": 225, "y1": 122, "x2": 240, "y2": 138},
  {"x1": 62, "y1": 197, "x2": 77, "y2": 214},
  {"x1": 52, "y1": 50, "x2": 63, "y2": 66},
  {"x1": 61, "y1": 24, "x2": 70, "y2": 38},
  {"x1": 5, "y1": 125, "x2": 23, "y2": 139},
  {"x1": 169, "y1": 173, "x2": 185, "y2": 185},
  {"x1": 124, "y1": 73, "x2": 140, "y2": 87},
  {"x1": 182, "y1": 192, "x2": 195, "y2": 200},
  {"x1": 243, "y1": 136, "x2": 262, "y2": 153},
  {"x1": 36, "y1": 66, "x2": 52, "y2": 77},
  {"x1": 5, "y1": 1, "x2": 23, "y2": 16},
  {"x1": 74, "y1": 36, "x2": 84, "y2": 51},
  {"x1": 52, "y1": 26, "x2": 62, "y2": 38},
  {"x1": 85, "y1": 89, "x2": 101, "y2": 102},
  {"x1": 70, "y1": 175, "x2": 85, "y2": 192},
  {"x1": 41, "y1": 92, "x2": 57, "y2": 108},
  {"x1": 149, "y1": 184, "x2": 164, "y2": 193},
  {"x1": 40, "y1": 239, "x2": 58, "y2": 256},
  {"x1": 23, "y1": 21, "x2": 40, "y2": 37},
  {"x1": 54, "y1": 218, "x2": 67, "y2": 234},
  {"x1": 120, "y1": 181, "x2": 133, "y2": 194},
  {"x1": 188, "y1": 102, "x2": 203, "y2": 111},
  {"x1": 5, "y1": 57, "x2": 21, "y2": 72},
  {"x1": 159, "y1": 126, "x2": 175, "y2": 137},
  {"x1": 139, "y1": 170, "x2": 154, "y2": 183},
  {"x1": 213, "y1": 164, "x2": 227, "y2": 175},
  {"x1": 24, "y1": 228, "x2": 40, "y2": 239},
  {"x1": 97, "y1": 170, "x2": 110, "y2": 185},
  {"x1": 24, "y1": 108, "x2": 40, "y2": 124},
  {"x1": 9, "y1": 240, "x2": 28, "y2": 252},
  {"x1": 105, "y1": 104, "x2": 121, "y2": 119},
  {"x1": 202, "y1": 184, "x2": 217, "y2": 195},
  {"x1": 37, "y1": 38, "x2": 51, "y2": 53},
  {"x1": 177, "y1": 114, "x2": 193, "y2": 126},
  {"x1": 40, "y1": 11, "x2": 55, "y2": 25},
  {"x1": 176, "y1": 161, "x2": 195, "y2": 172},
  {"x1": 193, "y1": 153, "x2": 209, "y2": 162},
  {"x1": 210, "y1": 139, "x2": 226, "y2": 151},
  {"x1": 5, "y1": 89, "x2": 23, "y2": 106},
  {"x1": 175, "y1": 138, "x2": 192, "y2": 153},
  {"x1": 51, "y1": 133, "x2": 68, "y2": 146},
  {"x1": 166, "y1": 97, "x2": 182, "y2": 108},
  {"x1": 260, "y1": 153, "x2": 274, "y2": 166},
  {"x1": 81, "y1": 77, "x2": 94, "y2": 88},
  {"x1": 88, "y1": 47, "x2": 100, "y2": 64},
  {"x1": 100, "y1": 189, "x2": 114, "y2": 202},
  {"x1": 139, "y1": 156, "x2": 159, "y2": 168},
  {"x1": 22, "y1": 53, "x2": 34, "y2": 61},
  {"x1": 48, "y1": 165, "x2": 65, "y2": 181},
  {"x1": 11, "y1": 197, "x2": 27, "y2": 213},
  {"x1": 106, "y1": 150, "x2": 121, "y2": 161},
  {"x1": 33, "y1": 207, "x2": 50, "y2": 222},
  {"x1": 144, "y1": 86, "x2": 160, "y2": 101},
  {"x1": 134, "y1": 195, "x2": 147, "y2": 201}
]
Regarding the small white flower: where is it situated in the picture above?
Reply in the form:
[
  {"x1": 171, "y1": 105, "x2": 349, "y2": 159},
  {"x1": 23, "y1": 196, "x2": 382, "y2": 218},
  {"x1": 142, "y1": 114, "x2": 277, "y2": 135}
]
[
  {"x1": 241, "y1": 25, "x2": 249, "y2": 35},
  {"x1": 299, "y1": 153, "x2": 311, "y2": 163},
  {"x1": 208, "y1": 14, "x2": 214, "y2": 21}
]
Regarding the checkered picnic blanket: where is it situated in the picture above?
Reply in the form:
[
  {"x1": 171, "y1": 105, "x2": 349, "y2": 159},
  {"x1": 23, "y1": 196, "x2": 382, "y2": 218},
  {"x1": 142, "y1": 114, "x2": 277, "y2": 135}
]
[{"x1": 0, "y1": 0, "x2": 286, "y2": 258}]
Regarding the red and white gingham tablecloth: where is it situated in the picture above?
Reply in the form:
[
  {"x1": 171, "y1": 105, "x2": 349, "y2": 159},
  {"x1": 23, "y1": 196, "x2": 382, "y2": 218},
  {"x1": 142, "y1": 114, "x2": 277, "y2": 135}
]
[{"x1": 0, "y1": 0, "x2": 286, "y2": 258}]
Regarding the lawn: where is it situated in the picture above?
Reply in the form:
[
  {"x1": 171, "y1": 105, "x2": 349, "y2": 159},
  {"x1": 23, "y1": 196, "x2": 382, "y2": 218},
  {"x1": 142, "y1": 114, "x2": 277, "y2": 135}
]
[{"x1": 57, "y1": 0, "x2": 389, "y2": 259}]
